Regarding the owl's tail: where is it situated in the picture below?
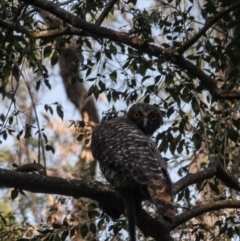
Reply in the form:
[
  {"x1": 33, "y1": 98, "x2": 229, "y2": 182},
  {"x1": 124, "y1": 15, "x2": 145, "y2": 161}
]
[
  {"x1": 148, "y1": 184, "x2": 175, "y2": 222},
  {"x1": 120, "y1": 190, "x2": 140, "y2": 241}
]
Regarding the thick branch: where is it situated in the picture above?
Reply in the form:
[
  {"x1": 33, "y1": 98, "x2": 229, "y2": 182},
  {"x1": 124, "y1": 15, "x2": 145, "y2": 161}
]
[
  {"x1": 174, "y1": 157, "x2": 240, "y2": 195},
  {"x1": 1, "y1": 166, "x2": 240, "y2": 237},
  {"x1": 0, "y1": 19, "x2": 83, "y2": 38},
  {"x1": 179, "y1": 1, "x2": 240, "y2": 54},
  {"x1": 173, "y1": 158, "x2": 219, "y2": 195},
  {"x1": 171, "y1": 200, "x2": 240, "y2": 229},
  {"x1": 216, "y1": 162, "x2": 240, "y2": 191},
  {"x1": 173, "y1": 56, "x2": 219, "y2": 98},
  {"x1": 0, "y1": 168, "x2": 173, "y2": 241}
]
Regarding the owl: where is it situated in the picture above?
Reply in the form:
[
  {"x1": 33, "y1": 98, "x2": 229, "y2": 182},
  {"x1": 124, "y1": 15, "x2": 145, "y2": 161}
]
[{"x1": 91, "y1": 103, "x2": 175, "y2": 240}]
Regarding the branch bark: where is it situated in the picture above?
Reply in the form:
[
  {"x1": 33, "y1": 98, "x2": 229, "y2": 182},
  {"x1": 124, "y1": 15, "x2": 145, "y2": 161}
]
[
  {"x1": 1, "y1": 161, "x2": 240, "y2": 238},
  {"x1": 0, "y1": 168, "x2": 173, "y2": 241},
  {"x1": 173, "y1": 157, "x2": 240, "y2": 195},
  {"x1": 173, "y1": 158, "x2": 219, "y2": 194},
  {"x1": 171, "y1": 200, "x2": 240, "y2": 229}
]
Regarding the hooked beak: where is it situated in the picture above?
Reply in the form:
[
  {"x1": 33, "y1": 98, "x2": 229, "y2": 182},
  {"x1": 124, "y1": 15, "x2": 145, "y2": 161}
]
[{"x1": 143, "y1": 118, "x2": 148, "y2": 126}]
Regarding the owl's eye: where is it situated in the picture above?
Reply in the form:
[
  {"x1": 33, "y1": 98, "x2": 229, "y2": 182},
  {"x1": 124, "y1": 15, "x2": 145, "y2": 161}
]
[
  {"x1": 150, "y1": 113, "x2": 157, "y2": 120},
  {"x1": 133, "y1": 112, "x2": 141, "y2": 119}
]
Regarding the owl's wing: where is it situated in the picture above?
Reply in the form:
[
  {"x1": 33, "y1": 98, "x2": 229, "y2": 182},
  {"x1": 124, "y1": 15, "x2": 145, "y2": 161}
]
[
  {"x1": 128, "y1": 129, "x2": 175, "y2": 220},
  {"x1": 91, "y1": 116, "x2": 175, "y2": 220}
]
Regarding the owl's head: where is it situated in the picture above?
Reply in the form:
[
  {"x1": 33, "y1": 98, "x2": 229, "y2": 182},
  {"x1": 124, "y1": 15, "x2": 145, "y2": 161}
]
[{"x1": 127, "y1": 103, "x2": 163, "y2": 136}]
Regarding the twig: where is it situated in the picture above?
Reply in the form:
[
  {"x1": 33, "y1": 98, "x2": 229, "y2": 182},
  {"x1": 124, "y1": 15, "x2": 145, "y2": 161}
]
[
  {"x1": 179, "y1": 1, "x2": 240, "y2": 54},
  {"x1": 1, "y1": 2, "x2": 26, "y2": 49},
  {"x1": 95, "y1": 0, "x2": 119, "y2": 26}
]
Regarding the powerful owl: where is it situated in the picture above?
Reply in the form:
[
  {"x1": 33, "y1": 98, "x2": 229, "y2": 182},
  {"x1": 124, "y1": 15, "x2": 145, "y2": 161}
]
[{"x1": 91, "y1": 103, "x2": 175, "y2": 241}]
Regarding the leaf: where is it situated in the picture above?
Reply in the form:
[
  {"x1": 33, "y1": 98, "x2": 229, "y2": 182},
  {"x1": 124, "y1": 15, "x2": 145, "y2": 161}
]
[
  {"x1": 184, "y1": 187, "x2": 190, "y2": 200},
  {"x1": 51, "y1": 51, "x2": 58, "y2": 66},
  {"x1": 44, "y1": 79, "x2": 51, "y2": 90},
  {"x1": 144, "y1": 95, "x2": 150, "y2": 103},
  {"x1": 89, "y1": 223, "x2": 96, "y2": 234},
  {"x1": 11, "y1": 188, "x2": 19, "y2": 200},
  {"x1": 2, "y1": 131, "x2": 7, "y2": 140},
  {"x1": 177, "y1": 190, "x2": 184, "y2": 202},
  {"x1": 177, "y1": 139, "x2": 184, "y2": 154},
  {"x1": 46, "y1": 145, "x2": 55, "y2": 154},
  {"x1": 0, "y1": 213, "x2": 7, "y2": 225},
  {"x1": 56, "y1": 105, "x2": 64, "y2": 120},
  {"x1": 232, "y1": 118, "x2": 240, "y2": 129},
  {"x1": 167, "y1": 106, "x2": 174, "y2": 118},
  {"x1": 0, "y1": 114, "x2": 5, "y2": 122},
  {"x1": 141, "y1": 75, "x2": 151, "y2": 83},
  {"x1": 159, "y1": 139, "x2": 168, "y2": 153},
  {"x1": 191, "y1": 98, "x2": 199, "y2": 115},
  {"x1": 70, "y1": 228, "x2": 75, "y2": 237},
  {"x1": 63, "y1": 217, "x2": 68, "y2": 227},
  {"x1": 80, "y1": 224, "x2": 89, "y2": 239},
  {"x1": 209, "y1": 182, "x2": 219, "y2": 195},
  {"x1": 17, "y1": 130, "x2": 24, "y2": 140},
  {"x1": 228, "y1": 128, "x2": 238, "y2": 142},
  {"x1": 24, "y1": 126, "x2": 32, "y2": 139},
  {"x1": 12, "y1": 65, "x2": 20, "y2": 82},
  {"x1": 8, "y1": 116, "x2": 13, "y2": 125},
  {"x1": 43, "y1": 132, "x2": 48, "y2": 143},
  {"x1": 61, "y1": 230, "x2": 69, "y2": 241},
  {"x1": 88, "y1": 84, "x2": 99, "y2": 99},
  {"x1": 48, "y1": 106, "x2": 53, "y2": 115},
  {"x1": 52, "y1": 223, "x2": 61, "y2": 229},
  {"x1": 36, "y1": 79, "x2": 41, "y2": 91},
  {"x1": 44, "y1": 45, "x2": 52, "y2": 58},
  {"x1": 86, "y1": 67, "x2": 92, "y2": 78},
  {"x1": 98, "y1": 80, "x2": 106, "y2": 91},
  {"x1": 12, "y1": 163, "x2": 19, "y2": 168},
  {"x1": 44, "y1": 104, "x2": 48, "y2": 112},
  {"x1": 19, "y1": 189, "x2": 26, "y2": 196},
  {"x1": 109, "y1": 71, "x2": 117, "y2": 81},
  {"x1": 77, "y1": 134, "x2": 84, "y2": 141}
]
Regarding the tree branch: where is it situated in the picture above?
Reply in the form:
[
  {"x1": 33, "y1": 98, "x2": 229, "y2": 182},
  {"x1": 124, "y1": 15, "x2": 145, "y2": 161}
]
[
  {"x1": 0, "y1": 168, "x2": 173, "y2": 241},
  {"x1": 216, "y1": 162, "x2": 240, "y2": 191},
  {"x1": 13, "y1": 0, "x2": 240, "y2": 101},
  {"x1": 179, "y1": 1, "x2": 240, "y2": 54},
  {"x1": 171, "y1": 200, "x2": 240, "y2": 229},
  {"x1": 173, "y1": 158, "x2": 219, "y2": 195},
  {"x1": 95, "y1": 0, "x2": 119, "y2": 26},
  {"x1": 173, "y1": 157, "x2": 240, "y2": 195},
  {"x1": 1, "y1": 2, "x2": 26, "y2": 48},
  {"x1": 0, "y1": 19, "x2": 83, "y2": 38},
  {"x1": 1, "y1": 160, "x2": 240, "y2": 238}
]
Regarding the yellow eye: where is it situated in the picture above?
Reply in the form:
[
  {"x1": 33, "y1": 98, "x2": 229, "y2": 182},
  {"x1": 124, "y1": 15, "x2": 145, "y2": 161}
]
[
  {"x1": 150, "y1": 113, "x2": 157, "y2": 120},
  {"x1": 133, "y1": 112, "x2": 141, "y2": 119}
]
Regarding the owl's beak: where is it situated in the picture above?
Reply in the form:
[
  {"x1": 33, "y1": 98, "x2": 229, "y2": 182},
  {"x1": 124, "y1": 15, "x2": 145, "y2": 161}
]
[{"x1": 143, "y1": 118, "x2": 148, "y2": 126}]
